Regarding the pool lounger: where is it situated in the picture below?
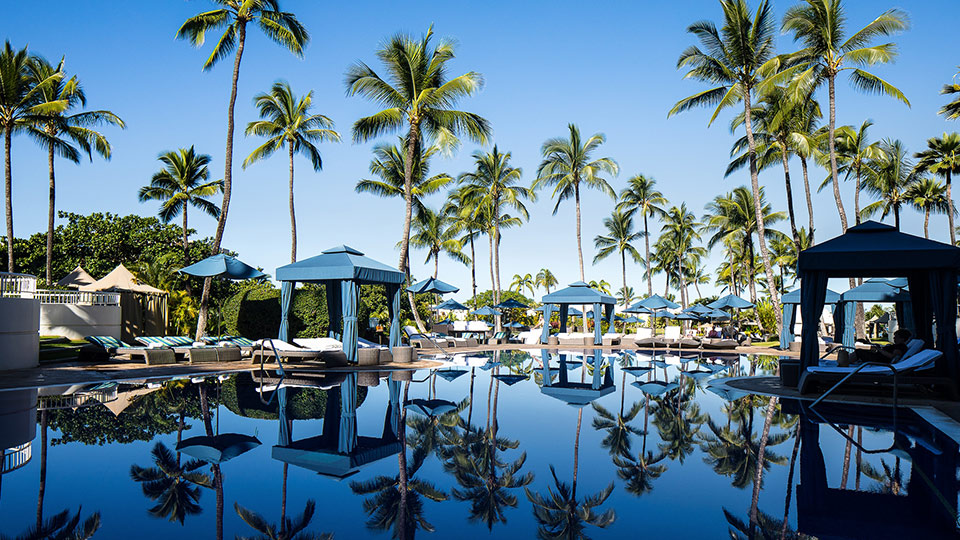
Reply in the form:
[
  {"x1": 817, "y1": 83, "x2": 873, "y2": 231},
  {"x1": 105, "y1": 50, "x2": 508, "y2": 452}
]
[
  {"x1": 85, "y1": 335, "x2": 177, "y2": 365},
  {"x1": 799, "y1": 349, "x2": 958, "y2": 399}
]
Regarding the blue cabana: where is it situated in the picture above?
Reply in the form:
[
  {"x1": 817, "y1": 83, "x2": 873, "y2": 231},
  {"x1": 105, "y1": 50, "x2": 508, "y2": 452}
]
[
  {"x1": 540, "y1": 281, "x2": 616, "y2": 345},
  {"x1": 797, "y1": 221, "x2": 960, "y2": 389},
  {"x1": 538, "y1": 349, "x2": 615, "y2": 405},
  {"x1": 835, "y1": 279, "x2": 912, "y2": 349},
  {"x1": 780, "y1": 288, "x2": 841, "y2": 349},
  {"x1": 275, "y1": 246, "x2": 405, "y2": 364}
]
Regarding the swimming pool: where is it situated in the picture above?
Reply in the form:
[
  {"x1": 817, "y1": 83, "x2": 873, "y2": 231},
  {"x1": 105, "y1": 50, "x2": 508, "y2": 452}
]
[{"x1": 0, "y1": 349, "x2": 956, "y2": 538}]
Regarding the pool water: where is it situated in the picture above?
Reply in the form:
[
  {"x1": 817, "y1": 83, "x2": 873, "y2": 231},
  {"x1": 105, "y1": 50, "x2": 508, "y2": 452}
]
[{"x1": 0, "y1": 349, "x2": 957, "y2": 539}]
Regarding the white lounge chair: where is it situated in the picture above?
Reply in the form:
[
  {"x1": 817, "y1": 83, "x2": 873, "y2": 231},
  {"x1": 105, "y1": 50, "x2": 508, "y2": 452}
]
[{"x1": 293, "y1": 337, "x2": 343, "y2": 351}]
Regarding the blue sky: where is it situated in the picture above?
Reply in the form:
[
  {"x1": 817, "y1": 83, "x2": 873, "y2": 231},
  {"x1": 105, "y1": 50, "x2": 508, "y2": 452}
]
[{"x1": 5, "y1": 0, "x2": 959, "y2": 302}]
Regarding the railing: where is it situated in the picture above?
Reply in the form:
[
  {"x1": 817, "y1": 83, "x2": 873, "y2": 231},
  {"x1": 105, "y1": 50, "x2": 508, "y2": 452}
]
[
  {"x1": 34, "y1": 289, "x2": 121, "y2": 306},
  {"x1": 37, "y1": 384, "x2": 119, "y2": 411},
  {"x1": 0, "y1": 272, "x2": 37, "y2": 299},
  {"x1": 1, "y1": 443, "x2": 32, "y2": 474}
]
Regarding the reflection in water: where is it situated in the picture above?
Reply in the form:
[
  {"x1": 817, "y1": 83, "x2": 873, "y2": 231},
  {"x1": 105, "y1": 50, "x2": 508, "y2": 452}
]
[{"x1": 129, "y1": 442, "x2": 213, "y2": 523}]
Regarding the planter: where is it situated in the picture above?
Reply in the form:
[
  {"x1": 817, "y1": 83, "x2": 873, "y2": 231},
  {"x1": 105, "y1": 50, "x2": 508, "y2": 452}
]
[
  {"x1": 788, "y1": 341, "x2": 801, "y2": 353},
  {"x1": 379, "y1": 349, "x2": 393, "y2": 365},
  {"x1": 358, "y1": 348, "x2": 380, "y2": 366},
  {"x1": 779, "y1": 358, "x2": 800, "y2": 388},
  {"x1": 548, "y1": 336, "x2": 559, "y2": 346},
  {"x1": 392, "y1": 346, "x2": 414, "y2": 364}
]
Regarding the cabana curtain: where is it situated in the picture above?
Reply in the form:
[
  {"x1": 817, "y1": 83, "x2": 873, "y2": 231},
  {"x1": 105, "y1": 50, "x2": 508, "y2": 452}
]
[{"x1": 279, "y1": 282, "x2": 294, "y2": 342}]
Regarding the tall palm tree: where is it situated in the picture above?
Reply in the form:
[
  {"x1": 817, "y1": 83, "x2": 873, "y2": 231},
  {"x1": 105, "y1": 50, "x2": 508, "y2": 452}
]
[
  {"x1": 834, "y1": 120, "x2": 884, "y2": 226},
  {"x1": 782, "y1": 0, "x2": 910, "y2": 233},
  {"x1": 861, "y1": 139, "x2": 917, "y2": 230},
  {"x1": 9, "y1": 508, "x2": 101, "y2": 540},
  {"x1": 130, "y1": 442, "x2": 213, "y2": 524},
  {"x1": 178, "y1": 0, "x2": 309, "y2": 339},
  {"x1": 243, "y1": 80, "x2": 340, "y2": 262},
  {"x1": 138, "y1": 147, "x2": 224, "y2": 269},
  {"x1": 0, "y1": 41, "x2": 66, "y2": 272},
  {"x1": 234, "y1": 500, "x2": 331, "y2": 540},
  {"x1": 617, "y1": 175, "x2": 667, "y2": 296},
  {"x1": 358, "y1": 140, "x2": 454, "y2": 219},
  {"x1": 914, "y1": 133, "x2": 960, "y2": 245},
  {"x1": 510, "y1": 273, "x2": 535, "y2": 297},
  {"x1": 27, "y1": 57, "x2": 124, "y2": 284},
  {"x1": 659, "y1": 204, "x2": 703, "y2": 308},
  {"x1": 534, "y1": 123, "x2": 619, "y2": 281},
  {"x1": 905, "y1": 177, "x2": 949, "y2": 239},
  {"x1": 347, "y1": 25, "x2": 490, "y2": 318},
  {"x1": 459, "y1": 146, "x2": 533, "y2": 324},
  {"x1": 536, "y1": 268, "x2": 558, "y2": 294},
  {"x1": 408, "y1": 206, "x2": 469, "y2": 279},
  {"x1": 444, "y1": 186, "x2": 484, "y2": 302},
  {"x1": 593, "y1": 210, "x2": 642, "y2": 308},
  {"x1": 941, "y1": 76, "x2": 960, "y2": 120},
  {"x1": 670, "y1": 0, "x2": 784, "y2": 328}
]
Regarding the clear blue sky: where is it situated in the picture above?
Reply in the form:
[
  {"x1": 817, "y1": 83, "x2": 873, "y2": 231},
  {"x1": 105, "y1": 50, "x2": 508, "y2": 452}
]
[{"x1": 5, "y1": 0, "x2": 958, "y2": 301}]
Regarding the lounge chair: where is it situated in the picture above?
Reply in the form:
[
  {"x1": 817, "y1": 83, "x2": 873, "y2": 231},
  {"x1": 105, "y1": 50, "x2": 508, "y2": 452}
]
[
  {"x1": 250, "y1": 339, "x2": 325, "y2": 363},
  {"x1": 799, "y1": 348, "x2": 957, "y2": 398},
  {"x1": 700, "y1": 338, "x2": 739, "y2": 350},
  {"x1": 404, "y1": 325, "x2": 450, "y2": 349},
  {"x1": 293, "y1": 337, "x2": 344, "y2": 351},
  {"x1": 558, "y1": 332, "x2": 593, "y2": 346},
  {"x1": 135, "y1": 336, "x2": 242, "y2": 363},
  {"x1": 85, "y1": 335, "x2": 176, "y2": 365},
  {"x1": 450, "y1": 333, "x2": 479, "y2": 347},
  {"x1": 487, "y1": 331, "x2": 509, "y2": 345}
]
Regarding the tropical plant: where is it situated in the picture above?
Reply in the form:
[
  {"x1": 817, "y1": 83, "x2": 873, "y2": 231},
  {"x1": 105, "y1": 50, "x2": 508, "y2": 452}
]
[
  {"x1": 670, "y1": 0, "x2": 784, "y2": 328},
  {"x1": 510, "y1": 273, "x2": 535, "y2": 297},
  {"x1": 177, "y1": 0, "x2": 309, "y2": 338},
  {"x1": 444, "y1": 186, "x2": 485, "y2": 301},
  {"x1": 588, "y1": 279, "x2": 612, "y2": 295},
  {"x1": 408, "y1": 206, "x2": 469, "y2": 278},
  {"x1": 534, "y1": 123, "x2": 619, "y2": 281},
  {"x1": 593, "y1": 210, "x2": 642, "y2": 308},
  {"x1": 782, "y1": 0, "x2": 910, "y2": 233},
  {"x1": 234, "y1": 500, "x2": 331, "y2": 540},
  {"x1": 243, "y1": 80, "x2": 340, "y2": 262},
  {"x1": 861, "y1": 139, "x2": 917, "y2": 229},
  {"x1": 0, "y1": 41, "x2": 66, "y2": 272},
  {"x1": 459, "y1": 146, "x2": 533, "y2": 324},
  {"x1": 617, "y1": 286, "x2": 636, "y2": 308},
  {"x1": 905, "y1": 177, "x2": 949, "y2": 239},
  {"x1": 129, "y1": 441, "x2": 214, "y2": 524},
  {"x1": 833, "y1": 119, "x2": 885, "y2": 226},
  {"x1": 536, "y1": 268, "x2": 558, "y2": 295},
  {"x1": 525, "y1": 465, "x2": 615, "y2": 540},
  {"x1": 617, "y1": 175, "x2": 667, "y2": 296},
  {"x1": 346, "y1": 25, "x2": 489, "y2": 303},
  {"x1": 659, "y1": 204, "x2": 705, "y2": 307},
  {"x1": 942, "y1": 74, "x2": 960, "y2": 120},
  {"x1": 26, "y1": 57, "x2": 124, "y2": 284},
  {"x1": 592, "y1": 401, "x2": 644, "y2": 457},
  {"x1": 914, "y1": 133, "x2": 960, "y2": 244},
  {"x1": 138, "y1": 147, "x2": 223, "y2": 272},
  {"x1": 4, "y1": 508, "x2": 101, "y2": 540}
]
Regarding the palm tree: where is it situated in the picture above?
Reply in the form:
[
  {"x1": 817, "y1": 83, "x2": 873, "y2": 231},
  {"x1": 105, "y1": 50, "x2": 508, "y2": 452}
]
[
  {"x1": 834, "y1": 120, "x2": 885, "y2": 226},
  {"x1": 26, "y1": 57, "x2": 124, "y2": 284},
  {"x1": 346, "y1": 26, "x2": 490, "y2": 318},
  {"x1": 444, "y1": 186, "x2": 485, "y2": 301},
  {"x1": 660, "y1": 204, "x2": 703, "y2": 308},
  {"x1": 138, "y1": 147, "x2": 223, "y2": 271},
  {"x1": 408, "y1": 207, "x2": 469, "y2": 279},
  {"x1": 534, "y1": 123, "x2": 619, "y2": 281},
  {"x1": 617, "y1": 286, "x2": 636, "y2": 308},
  {"x1": 914, "y1": 133, "x2": 960, "y2": 245},
  {"x1": 782, "y1": 0, "x2": 909, "y2": 233},
  {"x1": 536, "y1": 268, "x2": 558, "y2": 295},
  {"x1": 617, "y1": 175, "x2": 667, "y2": 296},
  {"x1": 459, "y1": 146, "x2": 534, "y2": 324},
  {"x1": 592, "y1": 401, "x2": 644, "y2": 457},
  {"x1": 594, "y1": 210, "x2": 642, "y2": 308},
  {"x1": 130, "y1": 442, "x2": 213, "y2": 524},
  {"x1": 243, "y1": 81, "x2": 340, "y2": 262},
  {"x1": 9, "y1": 508, "x2": 101, "y2": 540},
  {"x1": 510, "y1": 273, "x2": 535, "y2": 297},
  {"x1": 234, "y1": 500, "x2": 331, "y2": 540},
  {"x1": 862, "y1": 139, "x2": 917, "y2": 230},
  {"x1": 905, "y1": 177, "x2": 949, "y2": 239},
  {"x1": 670, "y1": 0, "x2": 784, "y2": 329},
  {"x1": 177, "y1": 0, "x2": 308, "y2": 339},
  {"x1": 942, "y1": 76, "x2": 960, "y2": 120},
  {"x1": 358, "y1": 140, "x2": 454, "y2": 219},
  {"x1": 0, "y1": 41, "x2": 66, "y2": 272}
]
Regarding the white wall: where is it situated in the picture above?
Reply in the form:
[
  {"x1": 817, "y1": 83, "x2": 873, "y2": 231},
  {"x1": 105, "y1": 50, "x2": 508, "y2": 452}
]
[
  {"x1": 0, "y1": 389, "x2": 37, "y2": 451},
  {"x1": 39, "y1": 303, "x2": 121, "y2": 341},
  {"x1": 0, "y1": 297, "x2": 39, "y2": 371}
]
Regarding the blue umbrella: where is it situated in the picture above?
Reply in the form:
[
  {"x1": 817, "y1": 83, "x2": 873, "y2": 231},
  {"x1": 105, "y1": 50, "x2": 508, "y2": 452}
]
[
  {"x1": 684, "y1": 304, "x2": 712, "y2": 315},
  {"x1": 407, "y1": 277, "x2": 459, "y2": 294},
  {"x1": 632, "y1": 381, "x2": 679, "y2": 396},
  {"x1": 623, "y1": 316, "x2": 641, "y2": 323},
  {"x1": 652, "y1": 310, "x2": 675, "y2": 319},
  {"x1": 436, "y1": 318, "x2": 453, "y2": 325},
  {"x1": 674, "y1": 312, "x2": 701, "y2": 321},
  {"x1": 176, "y1": 433, "x2": 261, "y2": 464},
  {"x1": 630, "y1": 294, "x2": 680, "y2": 311},
  {"x1": 436, "y1": 369, "x2": 468, "y2": 382},
  {"x1": 623, "y1": 304, "x2": 653, "y2": 314},
  {"x1": 179, "y1": 254, "x2": 266, "y2": 280},
  {"x1": 471, "y1": 306, "x2": 501, "y2": 316},
  {"x1": 434, "y1": 298, "x2": 469, "y2": 311},
  {"x1": 706, "y1": 308, "x2": 732, "y2": 320},
  {"x1": 505, "y1": 322, "x2": 524, "y2": 328},
  {"x1": 495, "y1": 298, "x2": 529, "y2": 309},
  {"x1": 708, "y1": 294, "x2": 754, "y2": 310},
  {"x1": 567, "y1": 307, "x2": 583, "y2": 316},
  {"x1": 492, "y1": 374, "x2": 528, "y2": 386},
  {"x1": 405, "y1": 398, "x2": 457, "y2": 417}
]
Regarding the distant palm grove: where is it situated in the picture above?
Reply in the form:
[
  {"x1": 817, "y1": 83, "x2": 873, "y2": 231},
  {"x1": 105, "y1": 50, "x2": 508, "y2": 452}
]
[{"x1": 3, "y1": 0, "x2": 960, "y2": 340}]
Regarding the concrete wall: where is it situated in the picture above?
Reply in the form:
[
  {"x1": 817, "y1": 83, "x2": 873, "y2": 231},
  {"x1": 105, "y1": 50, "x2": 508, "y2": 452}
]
[
  {"x1": 0, "y1": 389, "x2": 37, "y2": 450},
  {"x1": 40, "y1": 303, "x2": 121, "y2": 341},
  {"x1": 0, "y1": 297, "x2": 39, "y2": 371}
]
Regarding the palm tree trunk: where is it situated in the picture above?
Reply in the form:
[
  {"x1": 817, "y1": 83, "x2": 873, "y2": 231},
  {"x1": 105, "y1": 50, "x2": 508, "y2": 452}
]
[
  {"x1": 469, "y1": 232, "x2": 477, "y2": 301},
  {"x1": 398, "y1": 380, "x2": 410, "y2": 539},
  {"x1": 644, "y1": 212, "x2": 652, "y2": 297},
  {"x1": 749, "y1": 396, "x2": 778, "y2": 530},
  {"x1": 621, "y1": 251, "x2": 627, "y2": 308},
  {"x1": 493, "y1": 214, "x2": 502, "y2": 332},
  {"x1": 575, "y1": 183, "x2": 584, "y2": 281},
  {"x1": 827, "y1": 76, "x2": 848, "y2": 233},
  {"x1": 4, "y1": 126, "x2": 14, "y2": 272},
  {"x1": 402, "y1": 128, "x2": 426, "y2": 333},
  {"x1": 432, "y1": 251, "x2": 438, "y2": 278},
  {"x1": 924, "y1": 208, "x2": 930, "y2": 238},
  {"x1": 572, "y1": 408, "x2": 583, "y2": 502},
  {"x1": 280, "y1": 463, "x2": 288, "y2": 536},
  {"x1": 780, "y1": 142, "x2": 800, "y2": 251},
  {"x1": 947, "y1": 171, "x2": 955, "y2": 245},
  {"x1": 467, "y1": 367, "x2": 475, "y2": 425},
  {"x1": 182, "y1": 206, "x2": 192, "y2": 296},
  {"x1": 780, "y1": 424, "x2": 801, "y2": 540},
  {"x1": 840, "y1": 426, "x2": 854, "y2": 489},
  {"x1": 196, "y1": 21, "x2": 246, "y2": 340},
  {"x1": 854, "y1": 169, "x2": 862, "y2": 225},
  {"x1": 35, "y1": 409, "x2": 47, "y2": 529},
  {"x1": 747, "y1": 235, "x2": 757, "y2": 304},
  {"x1": 46, "y1": 144, "x2": 55, "y2": 284},
  {"x1": 288, "y1": 144, "x2": 297, "y2": 263},
  {"x1": 855, "y1": 428, "x2": 862, "y2": 491},
  {"x1": 894, "y1": 206, "x2": 900, "y2": 230},
  {"x1": 488, "y1": 232, "x2": 495, "y2": 297},
  {"x1": 742, "y1": 94, "x2": 783, "y2": 329},
  {"x1": 800, "y1": 156, "x2": 815, "y2": 245}
]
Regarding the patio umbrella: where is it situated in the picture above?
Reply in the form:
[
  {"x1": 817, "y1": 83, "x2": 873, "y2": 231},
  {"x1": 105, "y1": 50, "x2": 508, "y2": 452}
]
[
  {"x1": 436, "y1": 318, "x2": 453, "y2": 325},
  {"x1": 435, "y1": 369, "x2": 468, "y2": 382},
  {"x1": 434, "y1": 298, "x2": 469, "y2": 311},
  {"x1": 705, "y1": 308, "x2": 732, "y2": 321},
  {"x1": 652, "y1": 310, "x2": 675, "y2": 319},
  {"x1": 494, "y1": 298, "x2": 529, "y2": 309},
  {"x1": 492, "y1": 374, "x2": 528, "y2": 386},
  {"x1": 176, "y1": 433, "x2": 261, "y2": 464},
  {"x1": 708, "y1": 294, "x2": 754, "y2": 310},
  {"x1": 674, "y1": 312, "x2": 701, "y2": 321},
  {"x1": 566, "y1": 307, "x2": 583, "y2": 316},
  {"x1": 407, "y1": 277, "x2": 459, "y2": 294},
  {"x1": 632, "y1": 381, "x2": 679, "y2": 396},
  {"x1": 631, "y1": 294, "x2": 680, "y2": 311},
  {"x1": 178, "y1": 254, "x2": 267, "y2": 280},
  {"x1": 405, "y1": 398, "x2": 458, "y2": 417},
  {"x1": 684, "y1": 304, "x2": 712, "y2": 315},
  {"x1": 505, "y1": 322, "x2": 524, "y2": 328},
  {"x1": 471, "y1": 306, "x2": 502, "y2": 316}
]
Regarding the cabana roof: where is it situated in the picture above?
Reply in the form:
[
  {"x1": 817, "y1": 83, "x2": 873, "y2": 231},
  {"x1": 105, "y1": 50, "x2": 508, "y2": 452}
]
[
  {"x1": 799, "y1": 221, "x2": 960, "y2": 275},
  {"x1": 276, "y1": 245, "x2": 404, "y2": 284},
  {"x1": 782, "y1": 288, "x2": 841, "y2": 305},
  {"x1": 839, "y1": 279, "x2": 910, "y2": 303},
  {"x1": 80, "y1": 264, "x2": 166, "y2": 295},
  {"x1": 56, "y1": 265, "x2": 94, "y2": 289},
  {"x1": 541, "y1": 281, "x2": 616, "y2": 305}
]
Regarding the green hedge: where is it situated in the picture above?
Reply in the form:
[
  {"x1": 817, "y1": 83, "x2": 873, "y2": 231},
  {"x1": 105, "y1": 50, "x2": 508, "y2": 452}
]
[{"x1": 221, "y1": 373, "x2": 367, "y2": 420}]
